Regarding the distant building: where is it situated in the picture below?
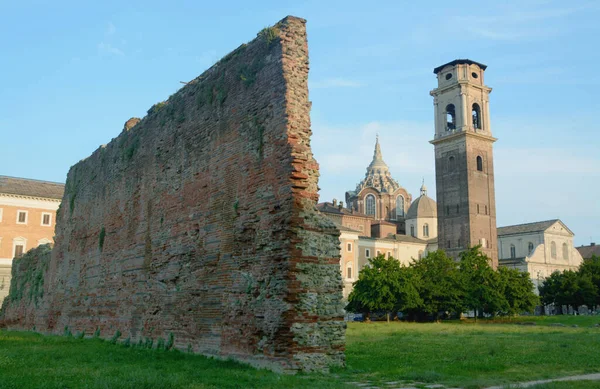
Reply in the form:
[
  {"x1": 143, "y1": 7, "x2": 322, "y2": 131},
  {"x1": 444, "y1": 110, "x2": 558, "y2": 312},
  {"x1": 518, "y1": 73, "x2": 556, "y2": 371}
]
[
  {"x1": 0, "y1": 176, "x2": 64, "y2": 300},
  {"x1": 345, "y1": 136, "x2": 412, "y2": 234},
  {"x1": 319, "y1": 140, "x2": 437, "y2": 299},
  {"x1": 576, "y1": 243, "x2": 600, "y2": 260},
  {"x1": 497, "y1": 219, "x2": 583, "y2": 290},
  {"x1": 322, "y1": 59, "x2": 590, "y2": 301}
]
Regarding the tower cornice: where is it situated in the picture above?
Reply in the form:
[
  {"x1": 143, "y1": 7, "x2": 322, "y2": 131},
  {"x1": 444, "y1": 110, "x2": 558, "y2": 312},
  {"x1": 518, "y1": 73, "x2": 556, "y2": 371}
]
[
  {"x1": 430, "y1": 82, "x2": 492, "y2": 97},
  {"x1": 429, "y1": 130, "x2": 497, "y2": 146}
]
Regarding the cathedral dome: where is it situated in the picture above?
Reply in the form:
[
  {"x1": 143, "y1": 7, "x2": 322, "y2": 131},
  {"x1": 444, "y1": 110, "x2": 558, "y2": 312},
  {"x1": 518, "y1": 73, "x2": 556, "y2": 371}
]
[
  {"x1": 406, "y1": 183, "x2": 436, "y2": 219},
  {"x1": 352, "y1": 136, "x2": 400, "y2": 194}
]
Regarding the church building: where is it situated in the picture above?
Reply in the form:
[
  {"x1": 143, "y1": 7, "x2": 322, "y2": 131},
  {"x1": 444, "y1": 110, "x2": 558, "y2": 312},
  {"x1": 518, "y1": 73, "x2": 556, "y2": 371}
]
[
  {"x1": 318, "y1": 139, "x2": 438, "y2": 298},
  {"x1": 321, "y1": 59, "x2": 585, "y2": 300}
]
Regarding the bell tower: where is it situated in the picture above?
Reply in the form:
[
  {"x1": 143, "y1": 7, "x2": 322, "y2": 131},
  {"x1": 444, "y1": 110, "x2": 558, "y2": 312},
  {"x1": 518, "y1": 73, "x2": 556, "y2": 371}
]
[{"x1": 430, "y1": 59, "x2": 498, "y2": 267}]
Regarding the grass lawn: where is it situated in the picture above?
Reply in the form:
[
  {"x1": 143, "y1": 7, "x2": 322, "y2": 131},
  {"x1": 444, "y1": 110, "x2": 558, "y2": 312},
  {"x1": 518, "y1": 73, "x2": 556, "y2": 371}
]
[
  {"x1": 1, "y1": 315, "x2": 599, "y2": 389},
  {"x1": 527, "y1": 382, "x2": 600, "y2": 389}
]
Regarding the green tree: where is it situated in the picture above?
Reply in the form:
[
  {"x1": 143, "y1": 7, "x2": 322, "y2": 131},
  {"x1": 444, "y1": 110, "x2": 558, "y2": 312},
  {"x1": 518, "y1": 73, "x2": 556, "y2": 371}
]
[
  {"x1": 409, "y1": 250, "x2": 464, "y2": 321},
  {"x1": 459, "y1": 246, "x2": 506, "y2": 318},
  {"x1": 346, "y1": 254, "x2": 406, "y2": 322},
  {"x1": 539, "y1": 271, "x2": 565, "y2": 312},
  {"x1": 497, "y1": 267, "x2": 539, "y2": 316},
  {"x1": 578, "y1": 255, "x2": 600, "y2": 307},
  {"x1": 539, "y1": 270, "x2": 598, "y2": 312}
]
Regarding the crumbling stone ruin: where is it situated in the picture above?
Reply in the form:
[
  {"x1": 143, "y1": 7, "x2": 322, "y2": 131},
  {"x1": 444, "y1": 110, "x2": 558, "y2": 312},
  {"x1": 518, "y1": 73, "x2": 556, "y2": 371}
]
[{"x1": 0, "y1": 16, "x2": 345, "y2": 372}]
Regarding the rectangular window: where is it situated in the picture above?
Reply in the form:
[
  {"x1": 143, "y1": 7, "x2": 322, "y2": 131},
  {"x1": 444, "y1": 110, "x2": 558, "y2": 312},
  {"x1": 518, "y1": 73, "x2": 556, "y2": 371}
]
[
  {"x1": 14, "y1": 244, "x2": 24, "y2": 258},
  {"x1": 477, "y1": 204, "x2": 480, "y2": 214},
  {"x1": 447, "y1": 240, "x2": 451, "y2": 248},
  {"x1": 42, "y1": 213, "x2": 52, "y2": 226},
  {"x1": 480, "y1": 238, "x2": 487, "y2": 248},
  {"x1": 387, "y1": 251, "x2": 391, "y2": 258},
  {"x1": 17, "y1": 211, "x2": 28, "y2": 224},
  {"x1": 347, "y1": 242, "x2": 352, "y2": 252},
  {"x1": 446, "y1": 206, "x2": 450, "y2": 216},
  {"x1": 456, "y1": 204, "x2": 460, "y2": 214},
  {"x1": 377, "y1": 250, "x2": 381, "y2": 256},
  {"x1": 0, "y1": 208, "x2": 3, "y2": 222},
  {"x1": 365, "y1": 249, "x2": 370, "y2": 258}
]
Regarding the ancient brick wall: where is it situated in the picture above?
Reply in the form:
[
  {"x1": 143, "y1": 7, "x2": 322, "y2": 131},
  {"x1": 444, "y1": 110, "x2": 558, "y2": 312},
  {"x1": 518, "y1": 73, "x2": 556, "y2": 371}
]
[
  {"x1": 0, "y1": 16, "x2": 345, "y2": 372},
  {"x1": 0, "y1": 244, "x2": 52, "y2": 328}
]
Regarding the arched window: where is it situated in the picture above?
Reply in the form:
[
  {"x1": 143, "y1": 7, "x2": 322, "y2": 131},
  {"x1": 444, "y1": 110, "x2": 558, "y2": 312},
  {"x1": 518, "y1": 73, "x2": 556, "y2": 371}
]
[
  {"x1": 528, "y1": 242, "x2": 534, "y2": 255},
  {"x1": 510, "y1": 244, "x2": 516, "y2": 259},
  {"x1": 472, "y1": 103, "x2": 481, "y2": 129},
  {"x1": 476, "y1": 156, "x2": 483, "y2": 171},
  {"x1": 551, "y1": 241, "x2": 557, "y2": 258},
  {"x1": 365, "y1": 194, "x2": 376, "y2": 216},
  {"x1": 445, "y1": 104, "x2": 456, "y2": 130},
  {"x1": 423, "y1": 223, "x2": 429, "y2": 238},
  {"x1": 562, "y1": 243, "x2": 569, "y2": 260},
  {"x1": 410, "y1": 225, "x2": 415, "y2": 237},
  {"x1": 396, "y1": 195, "x2": 405, "y2": 218}
]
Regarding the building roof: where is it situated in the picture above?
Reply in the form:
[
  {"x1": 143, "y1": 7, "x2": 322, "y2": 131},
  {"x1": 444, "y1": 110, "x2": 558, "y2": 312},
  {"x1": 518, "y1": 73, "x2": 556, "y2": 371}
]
[
  {"x1": 433, "y1": 59, "x2": 487, "y2": 74},
  {"x1": 359, "y1": 234, "x2": 431, "y2": 245},
  {"x1": 576, "y1": 244, "x2": 600, "y2": 259},
  {"x1": 0, "y1": 175, "x2": 65, "y2": 200},
  {"x1": 406, "y1": 183, "x2": 437, "y2": 219},
  {"x1": 316, "y1": 201, "x2": 370, "y2": 218},
  {"x1": 338, "y1": 225, "x2": 361, "y2": 233},
  {"x1": 497, "y1": 219, "x2": 572, "y2": 236}
]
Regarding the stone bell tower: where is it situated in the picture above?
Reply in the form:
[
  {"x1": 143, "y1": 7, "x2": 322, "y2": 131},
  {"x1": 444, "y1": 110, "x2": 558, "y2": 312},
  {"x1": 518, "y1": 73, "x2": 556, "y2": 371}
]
[{"x1": 429, "y1": 59, "x2": 498, "y2": 267}]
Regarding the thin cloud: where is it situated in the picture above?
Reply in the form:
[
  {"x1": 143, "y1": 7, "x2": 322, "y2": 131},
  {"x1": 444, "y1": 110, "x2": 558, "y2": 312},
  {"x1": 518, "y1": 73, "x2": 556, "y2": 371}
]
[
  {"x1": 310, "y1": 78, "x2": 364, "y2": 89},
  {"x1": 453, "y1": 4, "x2": 597, "y2": 41},
  {"x1": 106, "y1": 22, "x2": 116, "y2": 36},
  {"x1": 98, "y1": 42, "x2": 124, "y2": 56}
]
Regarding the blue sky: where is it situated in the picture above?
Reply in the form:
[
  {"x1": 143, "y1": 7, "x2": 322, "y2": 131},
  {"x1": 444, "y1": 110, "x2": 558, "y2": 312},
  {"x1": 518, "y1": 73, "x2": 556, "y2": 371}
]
[{"x1": 1, "y1": 0, "x2": 598, "y2": 245}]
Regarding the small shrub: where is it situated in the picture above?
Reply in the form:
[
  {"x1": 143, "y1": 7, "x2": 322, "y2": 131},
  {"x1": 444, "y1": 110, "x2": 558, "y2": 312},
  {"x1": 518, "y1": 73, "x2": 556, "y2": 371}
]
[
  {"x1": 147, "y1": 101, "x2": 166, "y2": 115},
  {"x1": 144, "y1": 337, "x2": 154, "y2": 349},
  {"x1": 259, "y1": 26, "x2": 279, "y2": 46},
  {"x1": 93, "y1": 327, "x2": 100, "y2": 338},
  {"x1": 122, "y1": 337, "x2": 131, "y2": 347},
  {"x1": 64, "y1": 326, "x2": 72, "y2": 337},
  {"x1": 156, "y1": 337, "x2": 165, "y2": 350},
  {"x1": 166, "y1": 333, "x2": 175, "y2": 351},
  {"x1": 110, "y1": 330, "x2": 121, "y2": 344},
  {"x1": 76, "y1": 331, "x2": 85, "y2": 339},
  {"x1": 187, "y1": 343, "x2": 193, "y2": 354}
]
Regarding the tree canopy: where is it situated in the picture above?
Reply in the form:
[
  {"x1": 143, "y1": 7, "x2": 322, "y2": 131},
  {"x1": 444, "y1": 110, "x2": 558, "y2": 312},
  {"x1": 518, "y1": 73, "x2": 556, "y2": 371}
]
[{"x1": 346, "y1": 247, "x2": 539, "y2": 321}]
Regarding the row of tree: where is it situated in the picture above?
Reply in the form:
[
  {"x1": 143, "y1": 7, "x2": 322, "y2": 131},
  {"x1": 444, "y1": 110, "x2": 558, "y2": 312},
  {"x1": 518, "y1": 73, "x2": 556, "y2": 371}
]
[
  {"x1": 539, "y1": 255, "x2": 600, "y2": 312},
  {"x1": 346, "y1": 247, "x2": 539, "y2": 321}
]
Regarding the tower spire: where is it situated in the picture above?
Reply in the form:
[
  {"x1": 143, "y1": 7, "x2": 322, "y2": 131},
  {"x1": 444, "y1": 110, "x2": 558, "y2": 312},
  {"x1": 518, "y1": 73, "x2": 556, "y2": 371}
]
[{"x1": 369, "y1": 134, "x2": 388, "y2": 170}]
